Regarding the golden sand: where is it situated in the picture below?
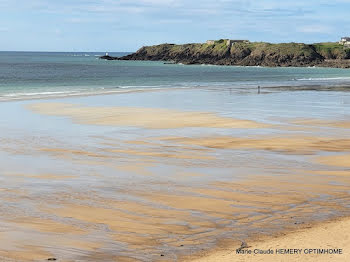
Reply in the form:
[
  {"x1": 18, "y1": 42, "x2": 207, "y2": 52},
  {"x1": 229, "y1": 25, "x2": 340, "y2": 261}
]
[
  {"x1": 316, "y1": 154, "x2": 350, "y2": 167},
  {"x1": 291, "y1": 118, "x2": 350, "y2": 129},
  {"x1": 3, "y1": 168, "x2": 348, "y2": 261},
  {"x1": 106, "y1": 148, "x2": 214, "y2": 160},
  {"x1": 40, "y1": 147, "x2": 108, "y2": 158},
  {"x1": 189, "y1": 217, "x2": 350, "y2": 262},
  {"x1": 0, "y1": 245, "x2": 54, "y2": 261},
  {"x1": 159, "y1": 135, "x2": 350, "y2": 154},
  {"x1": 0, "y1": 102, "x2": 347, "y2": 261},
  {"x1": 5, "y1": 173, "x2": 76, "y2": 180},
  {"x1": 43, "y1": 204, "x2": 192, "y2": 235},
  {"x1": 27, "y1": 103, "x2": 269, "y2": 129},
  {"x1": 10, "y1": 217, "x2": 85, "y2": 234}
]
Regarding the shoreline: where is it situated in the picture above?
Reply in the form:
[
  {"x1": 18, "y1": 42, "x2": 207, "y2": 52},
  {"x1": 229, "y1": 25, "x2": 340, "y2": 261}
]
[
  {"x1": 104, "y1": 56, "x2": 350, "y2": 69},
  {"x1": 185, "y1": 215, "x2": 350, "y2": 261},
  {"x1": 0, "y1": 86, "x2": 207, "y2": 103},
  {"x1": 1, "y1": 83, "x2": 350, "y2": 104}
]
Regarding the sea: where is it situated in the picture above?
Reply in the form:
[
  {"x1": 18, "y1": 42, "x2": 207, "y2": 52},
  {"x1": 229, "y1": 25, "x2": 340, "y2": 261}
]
[{"x1": 1, "y1": 51, "x2": 350, "y2": 101}]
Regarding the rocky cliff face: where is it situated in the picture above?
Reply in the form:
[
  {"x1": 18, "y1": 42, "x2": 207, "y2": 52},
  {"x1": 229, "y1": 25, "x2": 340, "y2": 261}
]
[{"x1": 102, "y1": 40, "x2": 350, "y2": 68}]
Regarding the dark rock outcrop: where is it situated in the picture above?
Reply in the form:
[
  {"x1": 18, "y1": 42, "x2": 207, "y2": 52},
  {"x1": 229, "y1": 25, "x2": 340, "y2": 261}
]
[
  {"x1": 100, "y1": 41, "x2": 350, "y2": 68},
  {"x1": 100, "y1": 55, "x2": 118, "y2": 60}
]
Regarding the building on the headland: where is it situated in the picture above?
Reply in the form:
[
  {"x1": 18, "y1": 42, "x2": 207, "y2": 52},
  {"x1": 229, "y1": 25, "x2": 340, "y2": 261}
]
[
  {"x1": 226, "y1": 39, "x2": 249, "y2": 46},
  {"x1": 206, "y1": 39, "x2": 250, "y2": 46},
  {"x1": 339, "y1": 37, "x2": 350, "y2": 47}
]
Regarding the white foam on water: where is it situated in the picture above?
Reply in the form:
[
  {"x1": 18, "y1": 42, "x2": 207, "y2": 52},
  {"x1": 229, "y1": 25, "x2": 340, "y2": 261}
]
[
  {"x1": 2, "y1": 91, "x2": 78, "y2": 97},
  {"x1": 297, "y1": 77, "x2": 350, "y2": 81},
  {"x1": 0, "y1": 85, "x2": 198, "y2": 102}
]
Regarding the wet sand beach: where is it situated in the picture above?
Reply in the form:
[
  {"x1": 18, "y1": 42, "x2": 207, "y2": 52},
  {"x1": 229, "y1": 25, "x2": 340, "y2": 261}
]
[
  {"x1": 190, "y1": 217, "x2": 350, "y2": 262},
  {"x1": 0, "y1": 87, "x2": 350, "y2": 261}
]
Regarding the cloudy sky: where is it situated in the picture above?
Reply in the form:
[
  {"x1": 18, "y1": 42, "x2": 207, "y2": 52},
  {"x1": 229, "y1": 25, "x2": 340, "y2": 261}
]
[{"x1": 1, "y1": 0, "x2": 350, "y2": 51}]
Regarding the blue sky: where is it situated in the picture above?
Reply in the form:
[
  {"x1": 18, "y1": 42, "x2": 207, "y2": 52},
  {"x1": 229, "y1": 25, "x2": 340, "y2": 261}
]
[{"x1": 1, "y1": 0, "x2": 350, "y2": 51}]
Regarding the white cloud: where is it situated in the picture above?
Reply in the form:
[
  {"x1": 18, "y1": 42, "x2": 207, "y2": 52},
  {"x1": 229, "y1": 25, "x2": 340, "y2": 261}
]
[{"x1": 1, "y1": 0, "x2": 350, "y2": 50}]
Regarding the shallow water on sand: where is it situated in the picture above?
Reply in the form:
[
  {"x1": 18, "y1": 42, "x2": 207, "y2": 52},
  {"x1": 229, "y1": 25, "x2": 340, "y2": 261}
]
[{"x1": 1, "y1": 87, "x2": 350, "y2": 261}]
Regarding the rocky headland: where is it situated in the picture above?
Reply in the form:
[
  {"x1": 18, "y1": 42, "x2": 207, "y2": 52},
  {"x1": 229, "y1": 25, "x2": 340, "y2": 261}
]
[{"x1": 101, "y1": 39, "x2": 350, "y2": 68}]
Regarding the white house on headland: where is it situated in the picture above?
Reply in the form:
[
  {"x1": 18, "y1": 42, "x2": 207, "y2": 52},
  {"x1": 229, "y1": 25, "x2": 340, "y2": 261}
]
[
  {"x1": 206, "y1": 40, "x2": 215, "y2": 45},
  {"x1": 206, "y1": 39, "x2": 249, "y2": 46},
  {"x1": 339, "y1": 37, "x2": 350, "y2": 46},
  {"x1": 226, "y1": 40, "x2": 249, "y2": 46}
]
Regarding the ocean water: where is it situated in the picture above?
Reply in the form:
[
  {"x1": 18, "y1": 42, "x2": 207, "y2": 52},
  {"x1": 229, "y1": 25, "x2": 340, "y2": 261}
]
[{"x1": 1, "y1": 51, "x2": 350, "y2": 101}]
